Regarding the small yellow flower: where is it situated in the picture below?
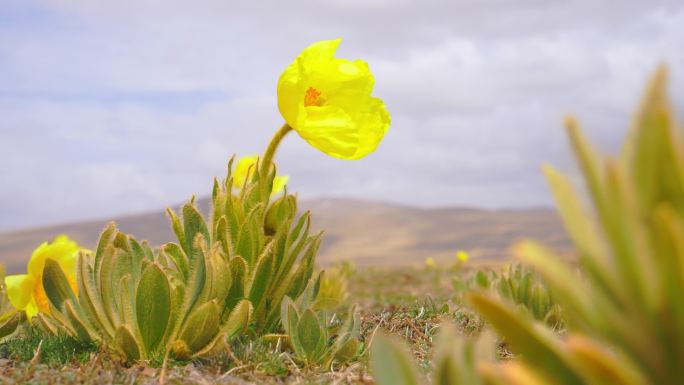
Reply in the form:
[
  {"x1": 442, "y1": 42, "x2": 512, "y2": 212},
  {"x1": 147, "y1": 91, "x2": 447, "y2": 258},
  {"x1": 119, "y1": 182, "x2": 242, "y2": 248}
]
[
  {"x1": 425, "y1": 257, "x2": 435, "y2": 268},
  {"x1": 278, "y1": 38, "x2": 390, "y2": 160},
  {"x1": 456, "y1": 250, "x2": 470, "y2": 262},
  {"x1": 5, "y1": 235, "x2": 83, "y2": 320},
  {"x1": 233, "y1": 155, "x2": 289, "y2": 196}
]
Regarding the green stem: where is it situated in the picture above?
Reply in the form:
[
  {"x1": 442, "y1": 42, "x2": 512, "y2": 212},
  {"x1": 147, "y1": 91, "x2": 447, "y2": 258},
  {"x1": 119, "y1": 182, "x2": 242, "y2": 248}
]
[{"x1": 261, "y1": 123, "x2": 293, "y2": 175}]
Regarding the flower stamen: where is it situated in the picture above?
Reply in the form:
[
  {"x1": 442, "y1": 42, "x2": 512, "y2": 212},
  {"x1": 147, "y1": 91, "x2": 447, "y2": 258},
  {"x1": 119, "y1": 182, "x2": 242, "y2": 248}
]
[{"x1": 304, "y1": 87, "x2": 323, "y2": 107}]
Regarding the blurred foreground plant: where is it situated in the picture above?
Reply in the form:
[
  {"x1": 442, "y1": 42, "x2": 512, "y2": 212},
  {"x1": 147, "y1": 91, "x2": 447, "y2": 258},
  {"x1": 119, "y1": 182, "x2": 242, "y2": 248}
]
[
  {"x1": 373, "y1": 67, "x2": 683, "y2": 385},
  {"x1": 470, "y1": 66, "x2": 684, "y2": 385}
]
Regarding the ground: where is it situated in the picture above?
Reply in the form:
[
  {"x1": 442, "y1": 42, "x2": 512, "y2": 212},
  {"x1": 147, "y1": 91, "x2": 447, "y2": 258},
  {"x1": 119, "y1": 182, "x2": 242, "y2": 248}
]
[{"x1": 0, "y1": 263, "x2": 495, "y2": 385}]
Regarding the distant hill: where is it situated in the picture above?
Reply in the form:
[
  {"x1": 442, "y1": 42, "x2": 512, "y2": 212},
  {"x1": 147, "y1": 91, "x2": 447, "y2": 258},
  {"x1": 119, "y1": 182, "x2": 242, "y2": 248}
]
[{"x1": 0, "y1": 198, "x2": 571, "y2": 274}]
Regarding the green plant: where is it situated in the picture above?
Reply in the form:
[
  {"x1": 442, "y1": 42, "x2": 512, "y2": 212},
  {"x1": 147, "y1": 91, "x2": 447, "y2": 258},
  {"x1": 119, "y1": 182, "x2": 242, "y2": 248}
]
[
  {"x1": 315, "y1": 267, "x2": 350, "y2": 310},
  {"x1": 453, "y1": 264, "x2": 562, "y2": 329},
  {"x1": 469, "y1": 67, "x2": 684, "y2": 384},
  {"x1": 32, "y1": 133, "x2": 327, "y2": 362},
  {"x1": 37, "y1": 223, "x2": 252, "y2": 361},
  {"x1": 183, "y1": 157, "x2": 323, "y2": 333},
  {"x1": 280, "y1": 277, "x2": 361, "y2": 368},
  {"x1": 494, "y1": 264, "x2": 563, "y2": 329}
]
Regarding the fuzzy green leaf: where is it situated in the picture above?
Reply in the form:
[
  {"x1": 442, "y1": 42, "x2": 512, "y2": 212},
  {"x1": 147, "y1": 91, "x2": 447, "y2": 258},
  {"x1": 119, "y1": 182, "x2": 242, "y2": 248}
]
[
  {"x1": 248, "y1": 246, "x2": 274, "y2": 314},
  {"x1": 179, "y1": 300, "x2": 220, "y2": 353},
  {"x1": 135, "y1": 263, "x2": 171, "y2": 353},
  {"x1": 468, "y1": 292, "x2": 584, "y2": 385},
  {"x1": 94, "y1": 223, "x2": 117, "y2": 278},
  {"x1": 162, "y1": 243, "x2": 189, "y2": 282},
  {"x1": 297, "y1": 309, "x2": 323, "y2": 361},
  {"x1": 223, "y1": 299, "x2": 252, "y2": 338},
  {"x1": 115, "y1": 325, "x2": 141, "y2": 361},
  {"x1": 0, "y1": 312, "x2": 20, "y2": 338},
  {"x1": 42, "y1": 259, "x2": 78, "y2": 311},
  {"x1": 225, "y1": 256, "x2": 247, "y2": 315},
  {"x1": 182, "y1": 203, "x2": 210, "y2": 259}
]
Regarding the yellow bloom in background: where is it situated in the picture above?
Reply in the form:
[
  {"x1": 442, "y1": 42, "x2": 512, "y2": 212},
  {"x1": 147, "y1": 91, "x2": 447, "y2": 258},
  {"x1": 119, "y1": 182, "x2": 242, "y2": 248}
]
[
  {"x1": 5, "y1": 235, "x2": 82, "y2": 320},
  {"x1": 425, "y1": 257, "x2": 435, "y2": 268},
  {"x1": 456, "y1": 250, "x2": 470, "y2": 262},
  {"x1": 233, "y1": 155, "x2": 289, "y2": 195},
  {"x1": 277, "y1": 38, "x2": 390, "y2": 160}
]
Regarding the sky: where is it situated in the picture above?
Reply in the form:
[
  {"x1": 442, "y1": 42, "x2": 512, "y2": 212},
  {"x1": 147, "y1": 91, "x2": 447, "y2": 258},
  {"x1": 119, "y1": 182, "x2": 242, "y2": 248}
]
[{"x1": 1, "y1": 0, "x2": 683, "y2": 231}]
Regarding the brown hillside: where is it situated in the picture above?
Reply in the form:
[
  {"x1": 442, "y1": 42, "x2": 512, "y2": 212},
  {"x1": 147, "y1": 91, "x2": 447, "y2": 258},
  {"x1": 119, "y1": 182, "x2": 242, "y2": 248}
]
[{"x1": 0, "y1": 198, "x2": 571, "y2": 273}]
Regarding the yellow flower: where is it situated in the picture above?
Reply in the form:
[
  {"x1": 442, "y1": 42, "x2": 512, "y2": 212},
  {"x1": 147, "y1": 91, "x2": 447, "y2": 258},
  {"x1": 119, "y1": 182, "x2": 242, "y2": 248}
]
[
  {"x1": 425, "y1": 257, "x2": 435, "y2": 268},
  {"x1": 277, "y1": 38, "x2": 390, "y2": 160},
  {"x1": 233, "y1": 155, "x2": 289, "y2": 195},
  {"x1": 5, "y1": 235, "x2": 82, "y2": 320},
  {"x1": 456, "y1": 250, "x2": 470, "y2": 262}
]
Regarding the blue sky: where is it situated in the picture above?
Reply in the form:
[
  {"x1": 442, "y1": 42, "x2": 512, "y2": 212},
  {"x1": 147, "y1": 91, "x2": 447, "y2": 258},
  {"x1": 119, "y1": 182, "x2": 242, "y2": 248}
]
[{"x1": 1, "y1": 0, "x2": 683, "y2": 231}]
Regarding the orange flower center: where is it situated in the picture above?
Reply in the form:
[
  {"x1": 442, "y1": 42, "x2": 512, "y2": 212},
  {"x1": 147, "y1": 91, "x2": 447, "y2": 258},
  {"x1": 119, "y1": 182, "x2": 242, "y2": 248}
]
[
  {"x1": 33, "y1": 278, "x2": 50, "y2": 314},
  {"x1": 304, "y1": 87, "x2": 323, "y2": 107}
]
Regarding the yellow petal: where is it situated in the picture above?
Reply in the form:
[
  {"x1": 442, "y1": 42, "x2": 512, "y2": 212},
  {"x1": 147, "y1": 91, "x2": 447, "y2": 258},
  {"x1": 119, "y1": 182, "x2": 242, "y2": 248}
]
[
  {"x1": 233, "y1": 155, "x2": 288, "y2": 196},
  {"x1": 277, "y1": 64, "x2": 304, "y2": 129},
  {"x1": 348, "y1": 97, "x2": 390, "y2": 160},
  {"x1": 28, "y1": 235, "x2": 79, "y2": 278},
  {"x1": 24, "y1": 298, "x2": 39, "y2": 321},
  {"x1": 277, "y1": 38, "x2": 390, "y2": 160},
  {"x1": 296, "y1": 105, "x2": 359, "y2": 158},
  {"x1": 277, "y1": 40, "x2": 343, "y2": 129},
  {"x1": 296, "y1": 38, "x2": 341, "y2": 63},
  {"x1": 311, "y1": 59, "x2": 374, "y2": 111},
  {"x1": 5, "y1": 274, "x2": 35, "y2": 311},
  {"x1": 233, "y1": 155, "x2": 259, "y2": 188},
  {"x1": 272, "y1": 175, "x2": 289, "y2": 195}
]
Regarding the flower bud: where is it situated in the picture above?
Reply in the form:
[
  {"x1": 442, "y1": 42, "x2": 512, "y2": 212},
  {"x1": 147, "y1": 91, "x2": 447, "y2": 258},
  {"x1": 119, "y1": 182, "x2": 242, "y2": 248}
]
[{"x1": 265, "y1": 195, "x2": 297, "y2": 235}]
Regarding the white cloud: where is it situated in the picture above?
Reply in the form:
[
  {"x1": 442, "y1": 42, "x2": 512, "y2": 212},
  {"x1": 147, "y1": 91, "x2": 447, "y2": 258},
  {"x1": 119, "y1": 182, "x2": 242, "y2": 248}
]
[{"x1": 0, "y1": 0, "x2": 683, "y2": 230}]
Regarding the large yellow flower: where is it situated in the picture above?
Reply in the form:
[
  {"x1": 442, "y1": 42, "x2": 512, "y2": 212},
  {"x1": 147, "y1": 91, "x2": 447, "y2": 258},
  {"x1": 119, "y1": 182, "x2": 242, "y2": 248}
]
[
  {"x1": 277, "y1": 38, "x2": 390, "y2": 160},
  {"x1": 5, "y1": 235, "x2": 82, "y2": 320},
  {"x1": 233, "y1": 155, "x2": 289, "y2": 195}
]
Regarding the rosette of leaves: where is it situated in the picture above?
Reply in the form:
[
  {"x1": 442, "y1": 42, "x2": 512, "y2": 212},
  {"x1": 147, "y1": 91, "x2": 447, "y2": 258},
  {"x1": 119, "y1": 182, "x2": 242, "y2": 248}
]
[
  {"x1": 0, "y1": 265, "x2": 22, "y2": 339},
  {"x1": 453, "y1": 264, "x2": 562, "y2": 329},
  {"x1": 314, "y1": 266, "x2": 350, "y2": 310},
  {"x1": 35, "y1": 155, "x2": 321, "y2": 360},
  {"x1": 452, "y1": 269, "x2": 498, "y2": 294},
  {"x1": 37, "y1": 224, "x2": 252, "y2": 361},
  {"x1": 280, "y1": 277, "x2": 361, "y2": 367},
  {"x1": 494, "y1": 264, "x2": 563, "y2": 329},
  {"x1": 166, "y1": 157, "x2": 323, "y2": 333}
]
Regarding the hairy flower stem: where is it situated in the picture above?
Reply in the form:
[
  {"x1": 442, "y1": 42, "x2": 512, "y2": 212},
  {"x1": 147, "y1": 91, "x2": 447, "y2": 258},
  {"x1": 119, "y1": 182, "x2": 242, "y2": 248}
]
[{"x1": 260, "y1": 123, "x2": 293, "y2": 176}]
